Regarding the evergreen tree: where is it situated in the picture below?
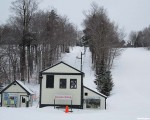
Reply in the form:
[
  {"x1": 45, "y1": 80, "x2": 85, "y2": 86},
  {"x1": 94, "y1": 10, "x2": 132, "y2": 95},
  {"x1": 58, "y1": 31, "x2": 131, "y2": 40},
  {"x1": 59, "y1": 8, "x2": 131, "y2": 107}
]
[{"x1": 96, "y1": 60, "x2": 114, "y2": 96}]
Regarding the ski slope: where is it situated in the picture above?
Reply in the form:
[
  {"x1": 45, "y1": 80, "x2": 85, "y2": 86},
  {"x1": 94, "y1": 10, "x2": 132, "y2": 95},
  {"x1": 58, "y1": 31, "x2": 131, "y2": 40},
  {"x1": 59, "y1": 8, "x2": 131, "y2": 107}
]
[
  {"x1": 61, "y1": 47, "x2": 97, "y2": 91},
  {"x1": 0, "y1": 47, "x2": 150, "y2": 120}
]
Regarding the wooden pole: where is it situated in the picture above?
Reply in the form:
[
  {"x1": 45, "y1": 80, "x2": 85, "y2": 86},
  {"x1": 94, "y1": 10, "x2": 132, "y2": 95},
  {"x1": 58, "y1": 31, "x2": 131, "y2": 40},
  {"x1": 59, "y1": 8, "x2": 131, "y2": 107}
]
[
  {"x1": 81, "y1": 52, "x2": 82, "y2": 71},
  {"x1": 54, "y1": 99, "x2": 55, "y2": 109},
  {"x1": 70, "y1": 100, "x2": 73, "y2": 112}
]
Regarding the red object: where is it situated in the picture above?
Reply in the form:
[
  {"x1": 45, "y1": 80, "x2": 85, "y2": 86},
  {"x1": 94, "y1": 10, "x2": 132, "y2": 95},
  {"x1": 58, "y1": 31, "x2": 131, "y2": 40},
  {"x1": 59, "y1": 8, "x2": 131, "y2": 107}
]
[{"x1": 65, "y1": 106, "x2": 69, "y2": 113}]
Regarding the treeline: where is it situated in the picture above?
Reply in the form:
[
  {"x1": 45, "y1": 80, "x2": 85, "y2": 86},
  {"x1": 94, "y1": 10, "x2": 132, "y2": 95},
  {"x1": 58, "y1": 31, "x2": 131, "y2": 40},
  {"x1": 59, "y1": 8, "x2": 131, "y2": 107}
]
[
  {"x1": 129, "y1": 25, "x2": 150, "y2": 48},
  {"x1": 0, "y1": 0, "x2": 77, "y2": 84},
  {"x1": 82, "y1": 4, "x2": 123, "y2": 96}
]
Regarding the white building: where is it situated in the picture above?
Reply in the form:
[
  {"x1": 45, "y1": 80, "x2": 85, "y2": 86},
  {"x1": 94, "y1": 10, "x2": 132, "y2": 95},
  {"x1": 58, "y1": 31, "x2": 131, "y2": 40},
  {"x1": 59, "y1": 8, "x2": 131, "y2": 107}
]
[
  {"x1": 39, "y1": 61, "x2": 107, "y2": 109},
  {"x1": 0, "y1": 80, "x2": 34, "y2": 107}
]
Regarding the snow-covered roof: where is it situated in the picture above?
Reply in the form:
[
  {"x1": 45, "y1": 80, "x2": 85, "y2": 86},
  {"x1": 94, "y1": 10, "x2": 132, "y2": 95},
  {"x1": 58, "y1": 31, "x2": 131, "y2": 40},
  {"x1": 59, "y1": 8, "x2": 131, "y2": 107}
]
[
  {"x1": 16, "y1": 80, "x2": 34, "y2": 95},
  {"x1": 0, "y1": 80, "x2": 34, "y2": 95}
]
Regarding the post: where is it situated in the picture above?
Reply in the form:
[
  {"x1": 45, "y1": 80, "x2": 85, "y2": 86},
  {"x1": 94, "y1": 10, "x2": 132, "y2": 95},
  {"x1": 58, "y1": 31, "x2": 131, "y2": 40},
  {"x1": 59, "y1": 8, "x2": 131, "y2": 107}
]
[
  {"x1": 81, "y1": 52, "x2": 82, "y2": 71},
  {"x1": 77, "y1": 51, "x2": 85, "y2": 72},
  {"x1": 54, "y1": 99, "x2": 55, "y2": 109},
  {"x1": 71, "y1": 100, "x2": 72, "y2": 112}
]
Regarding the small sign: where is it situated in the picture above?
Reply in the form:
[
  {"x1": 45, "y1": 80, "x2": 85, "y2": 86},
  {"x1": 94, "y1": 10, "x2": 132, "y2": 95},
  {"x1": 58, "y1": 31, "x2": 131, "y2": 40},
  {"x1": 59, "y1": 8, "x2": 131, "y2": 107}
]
[{"x1": 55, "y1": 95, "x2": 72, "y2": 100}]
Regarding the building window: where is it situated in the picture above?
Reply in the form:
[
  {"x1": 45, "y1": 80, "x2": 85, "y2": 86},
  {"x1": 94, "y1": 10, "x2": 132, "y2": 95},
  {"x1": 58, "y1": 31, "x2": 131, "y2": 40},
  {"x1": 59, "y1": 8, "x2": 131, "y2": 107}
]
[
  {"x1": 46, "y1": 75, "x2": 54, "y2": 88},
  {"x1": 85, "y1": 92, "x2": 88, "y2": 96},
  {"x1": 22, "y1": 97, "x2": 26, "y2": 103},
  {"x1": 60, "y1": 79, "x2": 67, "y2": 89},
  {"x1": 70, "y1": 79, "x2": 77, "y2": 89},
  {"x1": 86, "y1": 99, "x2": 100, "y2": 108}
]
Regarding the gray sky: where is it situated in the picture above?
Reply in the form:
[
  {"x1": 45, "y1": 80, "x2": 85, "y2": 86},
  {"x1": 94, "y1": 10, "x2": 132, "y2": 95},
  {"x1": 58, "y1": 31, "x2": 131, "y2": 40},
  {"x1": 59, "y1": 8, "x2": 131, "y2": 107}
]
[{"x1": 0, "y1": 0, "x2": 150, "y2": 40}]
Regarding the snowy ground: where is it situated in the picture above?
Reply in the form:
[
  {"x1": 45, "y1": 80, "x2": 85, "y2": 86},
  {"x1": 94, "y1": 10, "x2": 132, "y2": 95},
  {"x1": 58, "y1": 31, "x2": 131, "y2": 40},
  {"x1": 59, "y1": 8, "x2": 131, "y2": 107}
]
[{"x1": 1, "y1": 47, "x2": 150, "y2": 120}]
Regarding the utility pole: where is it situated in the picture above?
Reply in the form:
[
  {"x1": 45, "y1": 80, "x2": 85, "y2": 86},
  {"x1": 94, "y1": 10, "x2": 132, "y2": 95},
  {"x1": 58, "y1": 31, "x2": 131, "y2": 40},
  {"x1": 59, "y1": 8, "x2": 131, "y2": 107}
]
[
  {"x1": 77, "y1": 52, "x2": 85, "y2": 71},
  {"x1": 81, "y1": 52, "x2": 83, "y2": 71}
]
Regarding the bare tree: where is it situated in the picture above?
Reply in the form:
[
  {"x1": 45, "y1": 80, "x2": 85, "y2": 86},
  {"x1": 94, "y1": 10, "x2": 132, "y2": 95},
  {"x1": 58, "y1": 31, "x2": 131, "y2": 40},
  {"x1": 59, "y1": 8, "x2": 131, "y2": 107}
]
[
  {"x1": 129, "y1": 25, "x2": 150, "y2": 48},
  {"x1": 10, "y1": 0, "x2": 38, "y2": 82},
  {"x1": 83, "y1": 3, "x2": 123, "y2": 96},
  {"x1": 6, "y1": 45, "x2": 20, "y2": 81},
  {"x1": 0, "y1": 3, "x2": 77, "y2": 84},
  {"x1": 0, "y1": 45, "x2": 12, "y2": 84},
  {"x1": 83, "y1": 3, "x2": 122, "y2": 71}
]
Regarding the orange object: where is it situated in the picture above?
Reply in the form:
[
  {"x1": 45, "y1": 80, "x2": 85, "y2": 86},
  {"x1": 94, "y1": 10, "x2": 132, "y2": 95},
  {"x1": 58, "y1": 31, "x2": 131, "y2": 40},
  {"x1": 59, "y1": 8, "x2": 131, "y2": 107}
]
[{"x1": 65, "y1": 106, "x2": 69, "y2": 113}]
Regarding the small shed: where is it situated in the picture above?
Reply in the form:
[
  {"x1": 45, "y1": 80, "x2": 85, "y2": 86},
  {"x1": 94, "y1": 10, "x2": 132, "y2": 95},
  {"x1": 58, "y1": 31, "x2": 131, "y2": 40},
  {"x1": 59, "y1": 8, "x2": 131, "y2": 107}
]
[
  {"x1": 0, "y1": 80, "x2": 34, "y2": 107},
  {"x1": 39, "y1": 61, "x2": 107, "y2": 109},
  {"x1": 39, "y1": 61, "x2": 84, "y2": 108},
  {"x1": 83, "y1": 86, "x2": 107, "y2": 109}
]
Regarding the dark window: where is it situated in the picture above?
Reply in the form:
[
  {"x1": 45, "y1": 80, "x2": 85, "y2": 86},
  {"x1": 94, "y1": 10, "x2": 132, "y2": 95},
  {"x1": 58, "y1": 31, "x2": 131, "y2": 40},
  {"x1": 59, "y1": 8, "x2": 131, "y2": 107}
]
[
  {"x1": 70, "y1": 79, "x2": 77, "y2": 89},
  {"x1": 46, "y1": 75, "x2": 54, "y2": 88},
  {"x1": 85, "y1": 92, "x2": 88, "y2": 96},
  {"x1": 86, "y1": 99, "x2": 100, "y2": 108},
  {"x1": 60, "y1": 79, "x2": 67, "y2": 88},
  {"x1": 10, "y1": 97, "x2": 14, "y2": 100},
  {"x1": 22, "y1": 97, "x2": 26, "y2": 103}
]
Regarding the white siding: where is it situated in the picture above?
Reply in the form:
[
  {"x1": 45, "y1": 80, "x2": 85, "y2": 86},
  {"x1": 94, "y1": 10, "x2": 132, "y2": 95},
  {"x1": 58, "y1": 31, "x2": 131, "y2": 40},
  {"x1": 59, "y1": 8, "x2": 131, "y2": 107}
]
[
  {"x1": 5, "y1": 83, "x2": 26, "y2": 93},
  {"x1": 43, "y1": 63, "x2": 80, "y2": 73},
  {"x1": 83, "y1": 87, "x2": 106, "y2": 109},
  {"x1": 41, "y1": 74, "x2": 82, "y2": 105}
]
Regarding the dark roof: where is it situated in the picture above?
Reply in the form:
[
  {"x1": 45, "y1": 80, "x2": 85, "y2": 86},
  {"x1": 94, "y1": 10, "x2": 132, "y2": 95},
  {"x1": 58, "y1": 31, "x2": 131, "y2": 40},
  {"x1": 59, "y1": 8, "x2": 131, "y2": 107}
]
[
  {"x1": 40, "y1": 61, "x2": 84, "y2": 75},
  {"x1": 84, "y1": 86, "x2": 107, "y2": 98},
  {"x1": 0, "y1": 80, "x2": 34, "y2": 95}
]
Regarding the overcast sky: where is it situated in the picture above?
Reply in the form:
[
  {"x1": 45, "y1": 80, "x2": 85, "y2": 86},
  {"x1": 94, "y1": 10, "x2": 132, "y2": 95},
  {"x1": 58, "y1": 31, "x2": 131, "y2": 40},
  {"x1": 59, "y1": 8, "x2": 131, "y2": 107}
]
[{"x1": 0, "y1": 0, "x2": 150, "y2": 40}]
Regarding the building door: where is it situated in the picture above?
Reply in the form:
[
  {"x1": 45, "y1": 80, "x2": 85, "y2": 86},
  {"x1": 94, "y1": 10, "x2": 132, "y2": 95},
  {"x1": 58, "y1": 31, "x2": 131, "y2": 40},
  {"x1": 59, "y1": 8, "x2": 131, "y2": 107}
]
[{"x1": 20, "y1": 96, "x2": 28, "y2": 107}]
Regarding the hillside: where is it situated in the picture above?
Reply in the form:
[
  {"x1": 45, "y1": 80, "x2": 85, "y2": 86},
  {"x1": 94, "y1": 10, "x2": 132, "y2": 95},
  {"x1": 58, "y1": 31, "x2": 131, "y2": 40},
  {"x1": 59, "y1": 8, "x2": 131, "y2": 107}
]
[
  {"x1": 0, "y1": 47, "x2": 150, "y2": 120},
  {"x1": 61, "y1": 47, "x2": 96, "y2": 90},
  {"x1": 62, "y1": 47, "x2": 150, "y2": 118}
]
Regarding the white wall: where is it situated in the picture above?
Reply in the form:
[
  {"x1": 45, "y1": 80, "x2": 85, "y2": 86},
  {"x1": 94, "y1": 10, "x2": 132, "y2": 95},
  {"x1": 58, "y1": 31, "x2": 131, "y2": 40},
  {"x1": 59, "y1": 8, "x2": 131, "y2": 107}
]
[
  {"x1": 5, "y1": 83, "x2": 26, "y2": 93},
  {"x1": 43, "y1": 63, "x2": 80, "y2": 73},
  {"x1": 83, "y1": 87, "x2": 106, "y2": 109},
  {"x1": 41, "y1": 74, "x2": 82, "y2": 105}
]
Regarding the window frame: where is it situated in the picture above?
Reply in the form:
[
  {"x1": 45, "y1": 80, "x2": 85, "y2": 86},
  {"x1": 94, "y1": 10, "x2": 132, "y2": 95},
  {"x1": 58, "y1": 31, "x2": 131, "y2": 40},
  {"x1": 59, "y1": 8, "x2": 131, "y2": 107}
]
[
  {"x1": 22, "y1": 97, "x2": 26, "y2": 103},
  {"x1": 59, "y1": 79, "x2": 67, "y2": 89},
  {"x1": 46, "y1": 75, "x2": 54, "y2": 88},
  {"x1": 86, "y1": 99, "x2": 101, "y2": 108},
  {"x1": 70, "y1": 79, "x2": 77, "y2": 89}
]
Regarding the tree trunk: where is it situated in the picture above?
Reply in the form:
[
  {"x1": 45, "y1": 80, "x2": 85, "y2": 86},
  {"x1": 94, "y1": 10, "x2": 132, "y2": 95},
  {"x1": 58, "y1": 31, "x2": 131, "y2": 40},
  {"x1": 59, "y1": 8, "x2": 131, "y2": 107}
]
[{"x1": 20, "y1": 45, "x2": 26, "y2": 81}]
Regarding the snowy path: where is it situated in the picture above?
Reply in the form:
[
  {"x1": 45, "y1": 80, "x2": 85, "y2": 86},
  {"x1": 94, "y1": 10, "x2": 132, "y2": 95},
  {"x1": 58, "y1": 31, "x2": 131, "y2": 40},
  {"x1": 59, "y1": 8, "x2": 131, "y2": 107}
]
[{"x1": 108, "y1": 48, "x2": 150, "y2": 117}]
